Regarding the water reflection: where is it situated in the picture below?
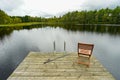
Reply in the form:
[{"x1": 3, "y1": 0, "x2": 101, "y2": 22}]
[
  {"x1": 0, "y1": 24, "x2": 44, "y2": 40},
  {"x1": 0, "y1": 25, "x2": 120, "y2": 80},
  {"x1": 0, "y1": 24, "x2": 120, "y2": 40},
  {"x1": 62, "y1": 25, "x2": 120, "y2": 35}
]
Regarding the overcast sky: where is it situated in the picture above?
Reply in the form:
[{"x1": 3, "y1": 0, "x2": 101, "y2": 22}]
[{"x1": 0, "y1": 0, "x2": 120, "y2": 17}]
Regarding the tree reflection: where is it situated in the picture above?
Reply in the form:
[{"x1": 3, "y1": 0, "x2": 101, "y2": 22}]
[
  {"x1": 0, "y1": 24, "x2": 120, "y2": 41},
  {"x1": 0, "y1": 24, "x2": 44, "y2": 41},
  {"x1": 61, "y1": 24, "x2": 120, "y2": 35}
]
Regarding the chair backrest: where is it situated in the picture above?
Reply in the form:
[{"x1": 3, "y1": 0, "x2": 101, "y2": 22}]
[{"x1": 78, "y1": 43, "x2": 94, "y2": 55}]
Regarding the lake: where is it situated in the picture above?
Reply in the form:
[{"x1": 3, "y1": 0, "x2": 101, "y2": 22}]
[{"x1": 0, "y1": 24, "x2": 120, "y2": 80}]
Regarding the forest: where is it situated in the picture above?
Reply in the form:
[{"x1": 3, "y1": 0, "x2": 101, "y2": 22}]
[{"x1": 0, "y1": 6, "x2": 120, "y2": 25}]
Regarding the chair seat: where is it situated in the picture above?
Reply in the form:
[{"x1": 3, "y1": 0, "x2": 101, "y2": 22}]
[{"x1": 78, "y1": 49, "x2": 91, "y2": 55}]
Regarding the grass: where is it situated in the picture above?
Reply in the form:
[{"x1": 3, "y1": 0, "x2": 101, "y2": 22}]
[{"x1": 0, "y1": 22, "x2": 44, "y2": 27}]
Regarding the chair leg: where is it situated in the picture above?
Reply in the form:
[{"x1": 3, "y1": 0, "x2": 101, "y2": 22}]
[
  {"x1": 89, "y1": 55, "x2": 91, "y2": 59},
  {"x1": 78, "y1": 53, "x2": 80, "y2": 57}
]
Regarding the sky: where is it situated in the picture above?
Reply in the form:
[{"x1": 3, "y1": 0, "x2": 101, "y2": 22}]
[{"x1": 0, "y1": 0, "x2": 120, "y2": 17}]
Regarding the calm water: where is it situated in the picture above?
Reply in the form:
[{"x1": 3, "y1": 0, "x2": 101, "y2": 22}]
[{"x1": 0, "y1": 25, "x2": 120, "y2": 80}]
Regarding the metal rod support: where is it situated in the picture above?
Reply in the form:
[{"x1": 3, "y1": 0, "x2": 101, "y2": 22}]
[
  {"x1": 53, "y1": 41, "x2": 56, "y2": 52},
  {"x1": 64, "y1": 41, "x2": 66, "y2": 52}
]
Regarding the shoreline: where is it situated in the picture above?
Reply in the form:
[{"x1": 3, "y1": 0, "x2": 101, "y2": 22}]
[
  {"x1": 1, "y1": 22, "x2": 120, "y2": 27},
  {"x1": 0, "y1": 22, "x2": 43, "y2": 27}
]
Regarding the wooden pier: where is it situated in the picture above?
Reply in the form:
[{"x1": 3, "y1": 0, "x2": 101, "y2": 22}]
[{"x1": 8, "y1": 52, "x2": 115, "y2": 80}]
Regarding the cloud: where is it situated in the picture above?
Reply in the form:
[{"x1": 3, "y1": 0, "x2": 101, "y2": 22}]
[
  {"x1": 2, "y1": 0, "x2": 82, "y2": 17},
  {"x1": 7, "y1": 8, "x2": 54, "y2": 17},
  {"x1": 81, "y1": 0, "x2": 120, "y2": 10},
  {"x1": 0, "y1": 0, "x2": 23, "y2": 11},
  {"x1": 21, "y1": 0, "x2": 82, "y2": 15},
  {"x1": 0, "y1": 0, "x2": 120, "y2": 17}
]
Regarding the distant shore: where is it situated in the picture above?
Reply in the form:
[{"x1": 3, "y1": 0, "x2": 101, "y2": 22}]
[
  {"x1": 1, "y1": 22, "x2": 120, "y2": 27},
  {"x1": 76, "y1": 24, "x2": 120, "y2": 26},
  {"x1": 0, "y1": 22, "x2": 43, "y2": 27}
]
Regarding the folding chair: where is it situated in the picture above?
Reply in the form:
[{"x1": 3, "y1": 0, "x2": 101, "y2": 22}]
[{"x1": 77, "y1": 42, "x2": 94, "y2": 66}]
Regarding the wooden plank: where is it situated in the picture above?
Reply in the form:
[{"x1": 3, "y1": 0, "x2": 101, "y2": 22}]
[{"x1": 8, "y1": 52, "x2": 115, "y2": 80}]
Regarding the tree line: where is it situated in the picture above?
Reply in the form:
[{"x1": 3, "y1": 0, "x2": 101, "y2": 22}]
[
  {"x1": 0, "y1": 9, "x2": 47, "y2": 24},
  {"x1": 0, "y1": 6, "x2": 120, "y2": 24},
  {"x1": 53, "y1": 6, "x2": 120, "y2": 24}
]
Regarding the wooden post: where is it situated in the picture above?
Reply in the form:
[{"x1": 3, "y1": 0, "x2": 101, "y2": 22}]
[
  {"x1": 53, "y1": 41, "x2": 56, "y2": 53},
  {"x1": 64, "y1": 41, "x2": 66, "y2": 53}
]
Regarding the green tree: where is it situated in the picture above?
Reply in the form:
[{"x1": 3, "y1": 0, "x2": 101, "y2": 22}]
[
  {"x1": 0, "y1": 9, "x2": 12, "y2": 24},
  {"x1": 11, "y1": 16, "x2": 22, "y2": 23},
  {"x1": 112, "y1": 6, "x2": 120, "y2": 24}
]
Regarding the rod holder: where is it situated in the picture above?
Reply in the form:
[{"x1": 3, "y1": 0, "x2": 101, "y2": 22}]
[
  {"x1": 53, "y1": 41, "x2": 56, "y2": 52},
  {"x1": 64, "y1": 41, "x2": 66, "y2": 52}
]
